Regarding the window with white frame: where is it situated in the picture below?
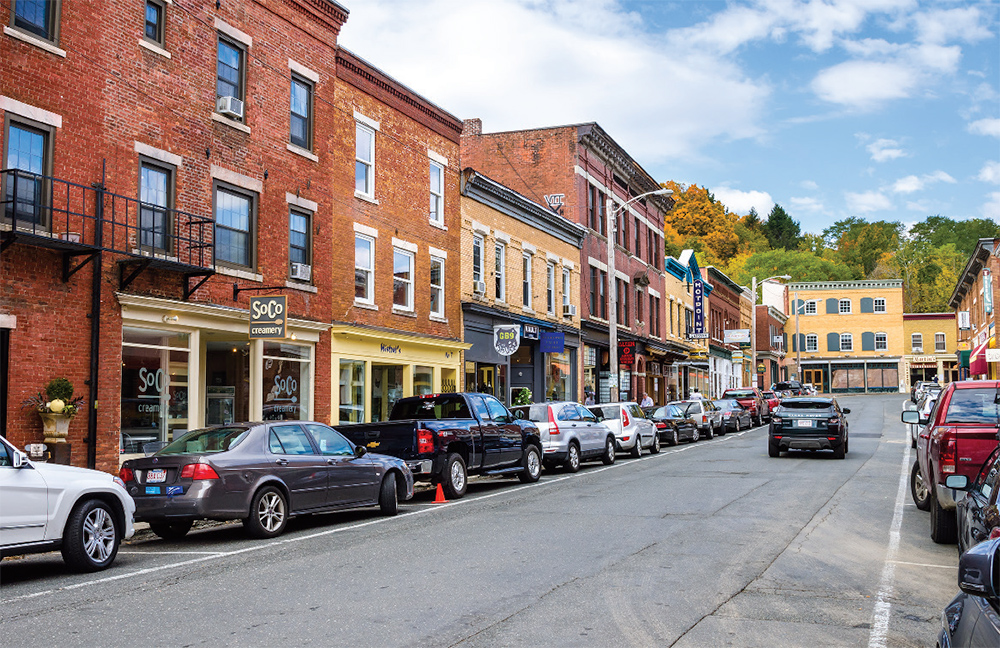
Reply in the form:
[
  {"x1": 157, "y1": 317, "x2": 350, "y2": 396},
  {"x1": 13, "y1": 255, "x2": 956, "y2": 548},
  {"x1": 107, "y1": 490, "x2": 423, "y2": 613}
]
[
  {"x1": 546, "y1": 263, "x2": 555, "y2": 314},
  {"x1": 805, "y1": 333, "x2": 818, "y2": 352},
  {"x1": 562, "y1": 268, "x2": 571, "y2": 307},
  {"x1": 430, "y1": 257, "x2": 444, "y2": 318},
  {"x1": 839, "y1": 298, "x2": 851, "y2": 314},
  {"x1": 522, "y1": 252, "x2": 533, "y2": 309},
  {"x1": 840, "y1": 333, "x2": 853, "y2": 351},
  {"x1": 355, "y1": 122, "x2": 375, "y2": 198},
  {"x1": 214, "y1": 183, "x2": 256, "y2": 269},
  {"x1": 472, "y1": 235, "x2": 483, "y2": 286},
  {"x1": 495, "y1": 242, "x2": 506, "y2": 302},
  {"x1": 354, "y1": 234, "x2": 374, "y2": 303},
  {"x1": 393, "y1": 248, "x2": 414, "y2": 310},
  {"x1": 874, "y1": 298, "x2": 886, "y2": 313},
  {"x1": 804, "y1": 300, "x2": 817, "y2": 315},
  {"x1": 875, "y1": 332, "x2": 888, "y2": 350},
  {"x1": 429, "y1": 160, "x2": 444, "y2": 225},
  {"x1": 935, "y1": 332, "x2": 946, "y2": 352},
  {"x1": 911, "y1": 333, "x2": 923, "y2": 352}
]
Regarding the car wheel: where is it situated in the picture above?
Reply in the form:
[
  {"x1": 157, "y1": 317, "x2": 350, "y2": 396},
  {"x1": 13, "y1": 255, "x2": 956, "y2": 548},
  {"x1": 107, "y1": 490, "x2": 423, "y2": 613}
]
[
  {"x1": 565, "y1": 442, "x2": 581, "y2": 473},
  {"x1": 61, "y1": 499, "x2": 121, "y2": 572},
  {"x1": 441, "y1": 452, "x2": 468, "y2": 499},
  {"x1": 630, "y1": 435, "x2": 643, "y2": 458},
  {"x1": 768, "y1": 439, "x2": 780, "y2": 458},
  {"x1": 833, "y1": 441, "x2": 846, "y2": 459},
  {"x1": 930, "y1": 488, "x2": 958, "y2": 544},
  {"x1": 671, "y1": 428, "x2": 679, "y2": 446},
  {"x1": 734, "y1": 418, "x2": 741, "y2": 432},
  {"x1": 650, "y1": 434, "x2": 661, "y2": 454},
  {"x1": 602, "y1": 436, "x2": 617, "y2": 465},
  {"x1": 244, "y1": 486, "x2": 288, "y2": 539},
  {"x1": 705, "y1": 423, "x2": 714, "y2": 440},
  {"x1": 519, "y1": 445, "x2": 542, "y2": 483},
  {"x1": 692, "y1": 428, "x2": 700, "y2": 443},
  {"x1": 379, "y1": 472, "x2": 398, "y2": 516},
  {"x1": 910, "y1": 461, "x2": 931, "y2": 511},
  {"x1": 149, "y1": 520, "x2": 194, "y2": 540}
]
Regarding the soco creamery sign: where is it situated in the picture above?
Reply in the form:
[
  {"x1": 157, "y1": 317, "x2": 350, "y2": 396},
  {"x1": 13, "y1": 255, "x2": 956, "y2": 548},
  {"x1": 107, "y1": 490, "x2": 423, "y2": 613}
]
[{"x1": 250, "y1": 295, "x2": 287, "y2": 339}]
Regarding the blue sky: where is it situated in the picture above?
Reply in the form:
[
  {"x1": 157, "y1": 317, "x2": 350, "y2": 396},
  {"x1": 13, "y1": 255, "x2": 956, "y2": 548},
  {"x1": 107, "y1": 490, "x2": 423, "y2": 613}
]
[{"x1": 339, "y1": 0, "x2": 1000, "y2": 235}]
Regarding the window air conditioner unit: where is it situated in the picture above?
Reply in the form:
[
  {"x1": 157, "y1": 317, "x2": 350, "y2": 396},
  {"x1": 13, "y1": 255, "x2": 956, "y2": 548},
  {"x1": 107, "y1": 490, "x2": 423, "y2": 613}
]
[
  {"x1": 216, "y1": 96, "x2": 245, "y2": 119},
  {"x1": 912, "y1": 347, "x2": 922, "y2": 353},
  {"x1": 473, "y1": 280, "x2": 486, "y2": 294},
  {"x1": 563, "y1": 304, "x2": 577, "y2": 317},
  {"x1": 289, "y1": 262, "x2": 312, "y2": 281}
]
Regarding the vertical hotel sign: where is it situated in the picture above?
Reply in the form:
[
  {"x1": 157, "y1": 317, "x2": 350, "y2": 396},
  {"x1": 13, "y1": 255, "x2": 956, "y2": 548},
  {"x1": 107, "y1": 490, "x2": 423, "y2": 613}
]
[
  {"x1": 692, "y1": 277, "x2": 707, "y2": 338},
  {"x1": 984, "y1": 268, "x2": 993, "y2": 315},
  {"x1": 249, "y1": 295, "x2": 287, "y2": 339}
]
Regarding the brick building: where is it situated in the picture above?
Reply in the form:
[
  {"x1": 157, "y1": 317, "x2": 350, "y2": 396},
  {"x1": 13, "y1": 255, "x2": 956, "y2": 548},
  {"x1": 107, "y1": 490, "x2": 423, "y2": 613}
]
[
  {"x1": 461, "y1": 120, "x2": 677, "y2": 404},
  {"x1": 948, "y1": 238, "x2": 999, "y2": 380},
  {"x1": 459, "y1": 169, "x2": 586, "y2": 404},
  {"x1": 754, "y1": 304, "x2": 788, "y2": 390},
  {"x1": 705, "y1": 266, "x2": 742, "y2": 398}
]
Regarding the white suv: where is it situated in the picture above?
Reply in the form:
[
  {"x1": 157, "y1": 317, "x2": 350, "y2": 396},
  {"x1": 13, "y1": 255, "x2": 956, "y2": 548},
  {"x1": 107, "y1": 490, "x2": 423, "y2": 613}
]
[
  {"x1": 0, "y1": 436, "x2": 135, "y2": 572},
  {"x1": 512, "y1": 401, "x2": 617, "y2": 472},
  {"x1": 587, "y1": 402, "x2": 659, "y2": 458}
]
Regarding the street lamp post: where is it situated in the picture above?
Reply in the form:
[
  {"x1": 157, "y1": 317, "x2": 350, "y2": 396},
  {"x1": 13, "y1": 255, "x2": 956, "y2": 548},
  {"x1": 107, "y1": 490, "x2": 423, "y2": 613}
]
[
  {"x1": 607, "y1": 187, "x2": 672, "y2": 402},
  {"x1": 750, "y1": 274, "x2": 791, "y2": 389}
]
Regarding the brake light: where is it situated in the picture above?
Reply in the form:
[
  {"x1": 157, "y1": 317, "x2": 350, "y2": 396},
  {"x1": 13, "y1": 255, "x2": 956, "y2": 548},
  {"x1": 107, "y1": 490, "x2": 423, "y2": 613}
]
[
  {"x1": 180, "y1": 463, "x2": 219, "y2": 480},
  {"x1": 701, "y1": 414, "x2": 707, "y2": 423},
  {"x1": 990, "y1": 527, "x2": 1000, "y2": 540},
  {"x1": 547, "y1": 406, "x2": 561, "y2": 436},
  {"x1": 416, "y1": 428, "x2": 434, "y2": 454},
  {"x1": 656, "y1": 422, "x2": 666, "y2": 429},
  {"x1": 622, "y1": 408, "x2": 630, "y2": 427},
  {"x1": 119, "y1": 467, "x2": 134, "y2": 483},
  {"x1": 939, "y1": 428, "x2": 957, "y2": 474}
]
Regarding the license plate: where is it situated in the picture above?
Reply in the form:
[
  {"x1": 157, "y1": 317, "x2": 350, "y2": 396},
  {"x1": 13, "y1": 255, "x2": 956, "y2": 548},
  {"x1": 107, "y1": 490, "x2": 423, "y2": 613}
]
[
  {"x1": 146, "y1": 469, "x2": 166, "y2": 483},
  {"x1": 795, "y1": 420, "x2": 813, "y2": 427}
]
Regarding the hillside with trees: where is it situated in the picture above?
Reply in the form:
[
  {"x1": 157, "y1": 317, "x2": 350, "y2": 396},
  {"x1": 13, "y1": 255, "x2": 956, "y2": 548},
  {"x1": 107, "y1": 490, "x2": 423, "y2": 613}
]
[{"x1": 661, "y1": 181, "x2": 999, "y2": 312}]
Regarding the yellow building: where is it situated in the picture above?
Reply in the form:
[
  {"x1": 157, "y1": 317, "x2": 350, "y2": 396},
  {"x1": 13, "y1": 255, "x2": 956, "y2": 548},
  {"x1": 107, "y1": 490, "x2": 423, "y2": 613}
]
[
  {"x1": 785, "y1": 280, "x2": 904, "y2": 393},
  {"x1": 902, "y1": 313, "x2": 959, "y2": 387}
]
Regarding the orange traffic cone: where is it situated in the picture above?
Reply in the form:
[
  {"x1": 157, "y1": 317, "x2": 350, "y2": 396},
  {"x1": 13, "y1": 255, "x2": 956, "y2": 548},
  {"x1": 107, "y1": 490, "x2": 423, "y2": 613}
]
[{"x1": 433, "y1": 483, "x2": 448, "y2": 504}]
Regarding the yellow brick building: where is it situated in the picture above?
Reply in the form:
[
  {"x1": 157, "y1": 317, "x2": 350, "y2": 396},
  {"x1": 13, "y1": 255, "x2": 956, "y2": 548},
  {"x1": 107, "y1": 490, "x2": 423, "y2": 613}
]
[
  {"x1": 902, "y1": 313, "x2": 958, "y2": 387},
  {"x1": 785, "y1": 280, "x2": 904, "y2": 393},
  {"x1": 460, "y1": 169, "x2": 587, "y2": 404}
]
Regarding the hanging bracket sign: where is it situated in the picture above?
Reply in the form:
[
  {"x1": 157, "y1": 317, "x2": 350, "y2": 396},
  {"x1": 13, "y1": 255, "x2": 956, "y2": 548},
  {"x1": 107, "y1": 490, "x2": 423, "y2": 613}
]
[
  {"x1": 494, "y1": 324, "x2": 521, "y2": 356},
  {"x1": 249, "y1": 295, "x2": 287, "y2": 339}
]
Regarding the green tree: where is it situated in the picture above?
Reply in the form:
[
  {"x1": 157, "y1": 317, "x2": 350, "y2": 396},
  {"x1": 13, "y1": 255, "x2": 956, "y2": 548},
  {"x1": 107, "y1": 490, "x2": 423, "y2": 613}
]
[
  {"x1": 731, "y1": 250, "x2": 857, "y2": 287},
  {"x1": 909, "y1": 215, "x2": 999, "y2": 257},
  {"x1": 762, "y1": 204, "x2": 801, "y2": 250},
  {"x1": 823, "y1": 218, "x2": 903, "y2": 276}
]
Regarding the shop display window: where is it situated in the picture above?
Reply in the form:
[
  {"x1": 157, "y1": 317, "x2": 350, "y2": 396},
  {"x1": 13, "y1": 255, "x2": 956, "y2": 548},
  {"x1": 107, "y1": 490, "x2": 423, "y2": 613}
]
[
  {"x1": 121, "y1": 328, "x2": 189, "y2": 454},
  {"x1": 339, "y1": 360, "x2": 365, "y2": 423},
  {"x1": 262, "y1": 342, "x2": 311, "y2": 421},
  {"x1": 546, "y1": 351, "x2": 571, "y2": 401}
]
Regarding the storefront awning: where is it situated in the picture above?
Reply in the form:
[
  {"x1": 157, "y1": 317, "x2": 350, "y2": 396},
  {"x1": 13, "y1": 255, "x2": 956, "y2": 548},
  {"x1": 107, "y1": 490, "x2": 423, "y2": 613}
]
[
  {"x1": 959, "y1": 349, "x2": 971, "y2": 369},
  {"x1": 970, "y1": 337, "x2": 993, "y2": 376}
]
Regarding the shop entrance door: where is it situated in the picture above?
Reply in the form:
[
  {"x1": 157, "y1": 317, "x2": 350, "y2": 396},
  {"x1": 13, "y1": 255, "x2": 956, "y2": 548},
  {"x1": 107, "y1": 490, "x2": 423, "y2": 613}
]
[
  {"x1": 802, "y1": 368, "x2": 826, "y2": 392},
  {"x1": 371, "y1": 364, "x2": 404, "y2": 422},
  {"x1": 205, "y1": 339, "x2": 250, "y2": 425}
]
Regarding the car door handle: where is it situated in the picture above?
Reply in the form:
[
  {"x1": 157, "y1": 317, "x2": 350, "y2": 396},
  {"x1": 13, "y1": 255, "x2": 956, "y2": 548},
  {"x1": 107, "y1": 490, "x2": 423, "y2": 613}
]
[
  {"x1": 275, "y1": 458, "x2": 288, "y2": 466},
  {"x1": 327, "y1": 458, "x2": 338, "y2": 465}
]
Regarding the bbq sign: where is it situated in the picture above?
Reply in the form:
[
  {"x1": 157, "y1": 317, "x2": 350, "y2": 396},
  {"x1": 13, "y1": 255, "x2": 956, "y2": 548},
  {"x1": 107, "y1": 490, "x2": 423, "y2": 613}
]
[
  {"x1": 493, "y1": 324, "x2": 521, "y2": 356},
  {"x1": 249, "y1": 295, "x2": 287, "y2": 339}
]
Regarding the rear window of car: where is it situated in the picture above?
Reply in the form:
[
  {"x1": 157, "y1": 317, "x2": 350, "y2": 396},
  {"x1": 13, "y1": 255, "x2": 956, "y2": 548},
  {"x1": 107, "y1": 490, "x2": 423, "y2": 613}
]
[
  {"x1": 159, "y1": 427, "x2": 249, "y2": 455},
  {"x1": 944, "y1": 388, "x2": 1000, "y2": 425},
  {"x1": 762, "y1": 392, "x2": 776, "y2": 398},
  {"x1": 390, "y1": 396, "x2": 471, "y2": 420},
  {"x1": 681, "y1": 402, "x2": 703, "y2": 416},
  {"x1": 713, "y1": 399, "x2": 737, "y2": 408},
  {"x1": 589, "y1": 405, "x2": 619, "y2": 420},
  {"x1": 511, "y1": 404, "x2": 549, "y2": 423},
  {"x1": 725, "y1": 390, "x2": 755, "y2": 398},
  {"x1": 780, "y1": 400, "x2": 832, "y2": 411}
]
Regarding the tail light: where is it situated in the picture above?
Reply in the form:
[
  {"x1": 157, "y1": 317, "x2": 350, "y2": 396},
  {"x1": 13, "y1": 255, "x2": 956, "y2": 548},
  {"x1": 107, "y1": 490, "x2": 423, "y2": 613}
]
[
  {"x1": 416, "y1": 428, "x2": 434, "y2": 454},
  {"x1": 180, "y1": 463, "x2": 220, "y2": 480},
  {"x1": 547, "y1": 406, "x2": 561, "y2": 436},
  {"x1": 990, "y1": 527, "x2": 1000, "y2": 540},
  {"x1": 939, "y1": 428, "x2": 957, "y2": 474},
  {"x1": 701, "y1": 414, "x2": 707, "y2": 423},
  {"x1": 656, "y1": 422, "x2": 666, "y2": 429},
  {"x1": 119, "y1": 466, "x2": 134, "y2": 483},
  {"x1": 622, "y1": 408, "x2": 630, "y2": 427}
]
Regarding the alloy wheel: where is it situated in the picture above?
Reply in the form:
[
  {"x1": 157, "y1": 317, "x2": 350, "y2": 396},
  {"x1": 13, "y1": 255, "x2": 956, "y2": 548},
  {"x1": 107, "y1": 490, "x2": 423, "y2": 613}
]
[{"x1": 83, "y1": 507, "x2": 116, "y2": 564}]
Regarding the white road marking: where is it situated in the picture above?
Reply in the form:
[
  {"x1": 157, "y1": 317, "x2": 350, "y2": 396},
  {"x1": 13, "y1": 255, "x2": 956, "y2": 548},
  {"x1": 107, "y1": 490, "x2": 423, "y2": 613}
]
[
  {"x1": 890, "y1": 560, "x2": 956, "y2": 569},
  {"x1": 117, "y1": 551, "x2": 226, "y2": 555},
  {"x1": 867, "y1": 416, "x2": 912, "y2": 648}
]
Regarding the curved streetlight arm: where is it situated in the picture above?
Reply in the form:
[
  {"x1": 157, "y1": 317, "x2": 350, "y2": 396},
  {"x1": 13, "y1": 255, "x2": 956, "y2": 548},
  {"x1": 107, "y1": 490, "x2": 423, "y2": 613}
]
[{"x1": 749, "y1": 274, "x2": 791, "y2": 389}]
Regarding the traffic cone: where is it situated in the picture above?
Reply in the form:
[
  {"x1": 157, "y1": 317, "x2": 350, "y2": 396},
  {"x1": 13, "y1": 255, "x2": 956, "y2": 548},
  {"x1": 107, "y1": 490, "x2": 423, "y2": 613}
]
[{"x1": 433, "y1": 483, "x2": 448, "y2": 503}]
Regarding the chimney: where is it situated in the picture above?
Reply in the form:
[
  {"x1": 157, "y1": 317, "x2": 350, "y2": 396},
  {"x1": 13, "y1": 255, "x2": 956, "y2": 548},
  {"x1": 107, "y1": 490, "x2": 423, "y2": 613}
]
[{"x1": 462, "y1": 118, "x2": 482, "y2": 136}]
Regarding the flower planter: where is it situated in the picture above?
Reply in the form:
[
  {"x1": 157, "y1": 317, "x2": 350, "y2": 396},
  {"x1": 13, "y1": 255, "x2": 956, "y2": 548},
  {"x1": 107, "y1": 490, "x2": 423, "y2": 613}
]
[{"x1": 39, "y1": 412, "x2": 72, "y2": 443}]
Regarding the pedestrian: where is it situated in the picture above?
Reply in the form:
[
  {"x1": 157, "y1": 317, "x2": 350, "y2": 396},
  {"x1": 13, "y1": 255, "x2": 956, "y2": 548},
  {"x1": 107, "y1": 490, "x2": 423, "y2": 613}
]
[
  {"x1": 584, "y1": 388, "x2": 595, "y2": 406},
  {"x1": 690, "y1": 388, "x2": 705, "y2": 401},
  {"x1": 639, "y1": 392, "x2": 653, "y2": 407}
]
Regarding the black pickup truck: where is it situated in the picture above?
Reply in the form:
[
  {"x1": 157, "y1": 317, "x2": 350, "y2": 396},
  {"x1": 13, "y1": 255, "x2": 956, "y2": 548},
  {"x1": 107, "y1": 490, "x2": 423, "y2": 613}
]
[{"x1": 337, "y1": 393, "x2": 543, "y2": 499}]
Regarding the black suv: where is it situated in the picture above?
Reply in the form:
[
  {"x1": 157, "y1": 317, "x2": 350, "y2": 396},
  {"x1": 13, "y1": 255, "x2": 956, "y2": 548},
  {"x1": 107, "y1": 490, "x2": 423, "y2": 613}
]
[
  {"x1": 768, "y1": 397, "x2": 851, "y2": 459},
  {"x1": 772, "y1": 380, "x2": 803, "y2": 396}
]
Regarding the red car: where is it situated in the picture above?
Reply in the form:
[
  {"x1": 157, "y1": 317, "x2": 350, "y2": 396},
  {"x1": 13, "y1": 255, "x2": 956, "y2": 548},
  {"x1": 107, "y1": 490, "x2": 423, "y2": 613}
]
[
  {"x1": 722, "y1": 388, "x2": 769, "y2": 426},
  {"x1": 760, "y1": 390, "x2": 781, "y2": 416},
  {"x1": 902, "y1": 380, "x2": 1000, "y2": 544}
]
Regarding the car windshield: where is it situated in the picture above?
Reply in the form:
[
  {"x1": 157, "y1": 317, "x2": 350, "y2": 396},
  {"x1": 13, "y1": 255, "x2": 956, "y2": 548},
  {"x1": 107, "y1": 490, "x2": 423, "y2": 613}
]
[
  {"x1": 780, "y1": 400, "x2": 832, "y2": 411},
  {"x1": 725, "y1": 390, "x2": 755, "y2": 398},
  {"x1": 158, "y1": 427, "x2": 249, "y2": 455},
  {"x1": 391, "y1": 396, "x2": 471, "y2": 420},
  {"x1": 943, "y1": 388, "x2": 1000, "y2": 425},
  {"x1": 512, "y1": 404, "x2": 550, "y2": 423}
]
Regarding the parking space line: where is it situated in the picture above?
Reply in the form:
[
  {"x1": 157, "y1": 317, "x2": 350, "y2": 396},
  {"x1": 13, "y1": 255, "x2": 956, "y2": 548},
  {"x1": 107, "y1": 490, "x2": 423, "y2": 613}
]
[
  {"x1": 890, "y1": 560, "x2": 955, "y2": 569},
  {"x1": 118, "y1": 551, "x2": 227, "y2": 555}
]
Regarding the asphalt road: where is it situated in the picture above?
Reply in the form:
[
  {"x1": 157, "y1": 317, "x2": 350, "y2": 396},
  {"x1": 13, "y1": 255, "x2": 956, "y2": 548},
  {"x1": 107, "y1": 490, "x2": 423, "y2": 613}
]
[{"x1": 1, "y1": 394, "x2": 959, "y2": 647}]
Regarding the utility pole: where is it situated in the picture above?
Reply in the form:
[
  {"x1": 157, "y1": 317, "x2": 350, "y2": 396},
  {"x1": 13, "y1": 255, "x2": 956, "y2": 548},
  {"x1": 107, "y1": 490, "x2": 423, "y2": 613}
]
[
  {"x1": 794, "y1": 290, "x2": 801, "y2": 381},
  {"x1": 607, "y1": 194, "x2": 618, "y2": 402}
]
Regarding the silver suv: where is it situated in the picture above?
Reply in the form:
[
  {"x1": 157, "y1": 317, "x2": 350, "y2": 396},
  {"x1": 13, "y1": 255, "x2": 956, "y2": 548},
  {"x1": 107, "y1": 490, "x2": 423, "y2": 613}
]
[
  {"x1": 512, "y1": 402, "x2": 616, "y2": 472},
  {"x1": 587, "y1": 402, "x2": 659, "y2": 458},
  {"x1": 670, "y1": 400, "x2": 724, "y2": 439}
]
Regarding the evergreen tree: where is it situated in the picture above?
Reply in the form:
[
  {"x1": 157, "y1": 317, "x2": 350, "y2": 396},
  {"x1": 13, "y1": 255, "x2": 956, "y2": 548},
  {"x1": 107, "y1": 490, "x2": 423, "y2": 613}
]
[{"x1": 762, "y1": 204, "x2": 800, "y2": 250}]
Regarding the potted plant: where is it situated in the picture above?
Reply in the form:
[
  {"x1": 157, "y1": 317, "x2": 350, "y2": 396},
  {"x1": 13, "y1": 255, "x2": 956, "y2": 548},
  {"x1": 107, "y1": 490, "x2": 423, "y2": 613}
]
[{"x1": 23, "y1": 377, "x2": 86, "y2": 443}]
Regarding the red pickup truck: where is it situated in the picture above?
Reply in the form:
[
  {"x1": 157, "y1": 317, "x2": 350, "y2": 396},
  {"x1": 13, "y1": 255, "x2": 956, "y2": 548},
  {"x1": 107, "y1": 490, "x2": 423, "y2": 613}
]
[{"x1": 903, "y1": 380, "x2": 1000, "y2": 544}]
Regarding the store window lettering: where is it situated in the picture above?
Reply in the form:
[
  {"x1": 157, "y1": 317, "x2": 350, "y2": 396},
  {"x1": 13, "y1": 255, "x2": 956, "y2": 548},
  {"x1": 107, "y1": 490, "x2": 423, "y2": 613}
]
[
  {"x1": 138, "y1": 367, "x2": 165, "y2": 395},
  {"x1": 381, "y1": 344, "x2": 401, "y2": 354}
]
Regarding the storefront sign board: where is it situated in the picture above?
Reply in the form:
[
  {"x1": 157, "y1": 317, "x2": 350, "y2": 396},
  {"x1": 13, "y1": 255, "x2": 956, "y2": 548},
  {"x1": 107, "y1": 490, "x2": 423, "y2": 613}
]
[
  {"x1": 618, "y1": 340, "x2": 636, "y2": 365},
  {"x1": 494, "y1": 324, "x2": 521, "y2": 356},
  {"x1": 539, "y1": 331, "x2": 565, "y2": 354},
  {"x1": 249, "y1": 296, "x2": 287, "y2": 339}
]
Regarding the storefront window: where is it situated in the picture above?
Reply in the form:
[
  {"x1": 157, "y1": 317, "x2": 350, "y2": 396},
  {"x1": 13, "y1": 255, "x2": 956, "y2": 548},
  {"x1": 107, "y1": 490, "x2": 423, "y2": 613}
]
[
  {"x1": 372, "y1": 364, "x2": 404, "y2": 421},
  {"x1": 339, "y1": 360, "x2": 365, "y2": 423},
  {"x1": 206, "y1": 340, "x2": 250, "y2": 426},
  {"x1": 262, "y1": 342, "x2": 311, "y2": 421},
  {"x1": 121, "y1": 328, "x2": 189, "y2": 454},
  {"x1": 546, "y1": 351, "x2": 570, "y2": 401},
  {"x1": 414, "y1": 365, "x2": 433, "y2": 396}
]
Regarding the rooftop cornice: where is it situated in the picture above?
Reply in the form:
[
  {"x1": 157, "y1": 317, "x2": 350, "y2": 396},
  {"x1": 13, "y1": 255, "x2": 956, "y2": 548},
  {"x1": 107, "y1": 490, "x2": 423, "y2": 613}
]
[
  {"x1": 949, "y1": 238, "x2": 998, "y2": 308},
  {"x1": 577, "y1": 124, "x2": 674, "y2": 213},
  {"x1": 787, "y1": 280, "x2": 903, "y2": 291}
]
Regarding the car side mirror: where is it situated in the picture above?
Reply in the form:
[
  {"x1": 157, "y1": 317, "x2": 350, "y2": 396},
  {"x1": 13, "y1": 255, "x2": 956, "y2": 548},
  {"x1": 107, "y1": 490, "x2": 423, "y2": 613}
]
[
  {"x1": 901, "y1": 410, "x2": 919, "y2": 424},
  {"x1": 11, "y1": 449, "x2": 26, "y2": 468},
  {"x1": 842, "y1": 408, "x2": 851, "y2": 414},
  {"x1": 946, "y1": 475, "x2": 970, "y2": 490},
  {"x1": 354, "y1": 445, "x2": 367, "y2": 458},
  {"x1": 958, "y1": 536, "x2": 1000, "y2": 602}
]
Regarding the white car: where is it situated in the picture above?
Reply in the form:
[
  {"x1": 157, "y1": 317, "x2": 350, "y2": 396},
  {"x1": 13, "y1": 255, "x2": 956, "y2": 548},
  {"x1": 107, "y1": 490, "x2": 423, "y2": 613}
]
[
  {"x1": 0, "y1": 436, "x2": 135, "y2": 572},
  {"x1": 587, "y1": 402, "x2": 659, "y2": 457}
]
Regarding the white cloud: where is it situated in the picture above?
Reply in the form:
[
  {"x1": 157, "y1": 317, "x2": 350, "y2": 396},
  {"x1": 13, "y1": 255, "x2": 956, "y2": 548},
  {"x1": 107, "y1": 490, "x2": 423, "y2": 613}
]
[
  {"x1": 926, "y1": 170, "x2": 957, "y2": 184},
  {"x1": 867, "y1": 138, "x2": 907, "y2": 162},
  {"x1": 845, "y1": 190, "x2": 893, "y2": 213},
  {"x1": 913, "y1": 6, "x2": 993, "y2": 45},
  {"x1": 812, "y1": 61, "x2": 918, "y2": 109},
  {"x1": 800, "y1": 180, "x2": 819, "y2": 190},
  {"x1": 789, "y1": 196, "x2": 825, "y2": 213},
  {"x1": 978, "y1": 161, "x2": 1000, "y2": 184},
  {"x1": 710, "y1": 186, "x2": 774, "y2": 216},
  {"x1": 983, "y1": 192, "x2": 1000, "y2": 220},
  {"x1": 970, "y1": 118, "x2": 1000, "y2": 138},
  {"x1": 892, "y1": 175, "x2": 922, "y2": 193}
]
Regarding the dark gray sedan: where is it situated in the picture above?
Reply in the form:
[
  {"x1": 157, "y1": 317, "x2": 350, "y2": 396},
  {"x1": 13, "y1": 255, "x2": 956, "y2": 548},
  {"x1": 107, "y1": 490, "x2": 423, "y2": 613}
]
[{"x1": 119, "y1": 422, "x2": 414, "y2": 539}]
